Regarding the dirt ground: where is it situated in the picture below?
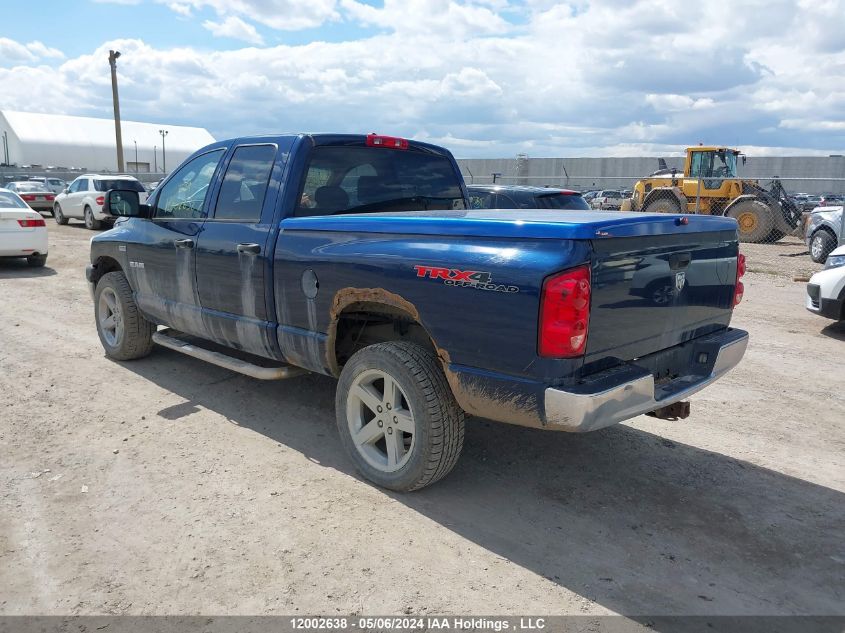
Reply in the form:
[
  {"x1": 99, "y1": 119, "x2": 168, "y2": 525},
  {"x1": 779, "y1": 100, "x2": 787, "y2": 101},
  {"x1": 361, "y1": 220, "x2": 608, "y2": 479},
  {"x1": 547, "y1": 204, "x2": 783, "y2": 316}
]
[{"x1": 1, "y1": 223, "x2": 843, "y2": 617}]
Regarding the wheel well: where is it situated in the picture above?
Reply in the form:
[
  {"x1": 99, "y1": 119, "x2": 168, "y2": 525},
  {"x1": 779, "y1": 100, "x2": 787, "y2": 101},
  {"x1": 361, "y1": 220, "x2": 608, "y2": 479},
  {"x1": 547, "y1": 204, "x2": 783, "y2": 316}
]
[
  {"x1": 91, "y1": 256, "x2": 123, "y2": 285},
  {"x1": 331, "y1": 302, "x2": 438, "y2": 373},
  {"x1": 813, "y1": 226, "x2": 837, "y2": 239}
]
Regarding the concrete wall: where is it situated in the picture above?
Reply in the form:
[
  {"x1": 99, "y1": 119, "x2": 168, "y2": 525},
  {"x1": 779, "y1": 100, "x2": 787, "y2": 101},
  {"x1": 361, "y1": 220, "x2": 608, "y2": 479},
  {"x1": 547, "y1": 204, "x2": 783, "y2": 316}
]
[{"x1": 457, "y1": 156, "x2": 845, "y2": 194}]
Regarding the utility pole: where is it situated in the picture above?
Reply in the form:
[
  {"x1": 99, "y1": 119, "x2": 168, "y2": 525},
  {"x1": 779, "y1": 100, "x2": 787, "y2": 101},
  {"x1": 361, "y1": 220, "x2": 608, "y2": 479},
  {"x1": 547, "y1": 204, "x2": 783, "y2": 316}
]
[
  {"x1": 133, "y1": 139, "x2": 138, "y2": 172},
  {"x1": 153, "y1": 145, "x2": 157, "y2": 173},
  {"x1": 2, "y1": 131, "x2": 8, "y2": 165},
  {"x1": 108, "y1": 50, "x2": 125, "y2": 172},
  {"x1": 159, "y1": 129, "x2": 168, "y2": 174}
]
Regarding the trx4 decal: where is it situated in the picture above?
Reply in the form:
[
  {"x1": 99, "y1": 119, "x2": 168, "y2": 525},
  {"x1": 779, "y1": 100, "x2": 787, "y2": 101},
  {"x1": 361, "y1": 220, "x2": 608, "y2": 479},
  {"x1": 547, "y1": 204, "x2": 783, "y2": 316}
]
[{"x1": 414, "y1": 265, "x2": 519, "y2": 293}]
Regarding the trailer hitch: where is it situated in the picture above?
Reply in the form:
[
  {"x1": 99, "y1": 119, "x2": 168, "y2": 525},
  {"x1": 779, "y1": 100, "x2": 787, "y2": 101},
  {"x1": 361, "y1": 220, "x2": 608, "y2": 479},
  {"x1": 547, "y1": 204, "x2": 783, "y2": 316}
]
[{"x1": 646, "y1": 401, "x2": 690, "y2": 421}]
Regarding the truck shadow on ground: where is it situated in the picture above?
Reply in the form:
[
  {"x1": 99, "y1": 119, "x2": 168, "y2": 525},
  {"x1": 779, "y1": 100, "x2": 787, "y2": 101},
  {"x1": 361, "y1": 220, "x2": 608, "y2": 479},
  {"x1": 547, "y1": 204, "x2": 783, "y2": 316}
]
[{"x1": 124, "y1": 347, "x2": 844, "y2": 619}]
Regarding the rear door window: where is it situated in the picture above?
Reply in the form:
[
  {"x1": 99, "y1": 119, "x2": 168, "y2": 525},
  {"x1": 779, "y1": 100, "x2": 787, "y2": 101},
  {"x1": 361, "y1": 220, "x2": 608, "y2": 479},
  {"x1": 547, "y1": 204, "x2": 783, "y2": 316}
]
[
  {"x1": 295, "y1": 145, "x2": 465, "y2": 217},
  {"x1": 94, "y1": 179, "x2": 146, "y2": 192},
  {"x1": 212, "y1": 144, "x2": 277, "y2": 222}
]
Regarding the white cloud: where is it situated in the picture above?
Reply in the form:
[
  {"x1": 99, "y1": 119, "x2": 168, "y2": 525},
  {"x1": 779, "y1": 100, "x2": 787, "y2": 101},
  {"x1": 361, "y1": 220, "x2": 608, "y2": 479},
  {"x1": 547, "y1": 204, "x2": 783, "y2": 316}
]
[
  {"x1": 202, "y1": 16, "x2": 264, "y2": 44},
  {"x1": 159, "y1": 0, "x2": 340, "y2": 30},
  {"x1": 0, "y1": 38, "x2": 65, "y2": 64},
  {"x1": 1, "y1": 1, "x2": 844, "y2": 158}
]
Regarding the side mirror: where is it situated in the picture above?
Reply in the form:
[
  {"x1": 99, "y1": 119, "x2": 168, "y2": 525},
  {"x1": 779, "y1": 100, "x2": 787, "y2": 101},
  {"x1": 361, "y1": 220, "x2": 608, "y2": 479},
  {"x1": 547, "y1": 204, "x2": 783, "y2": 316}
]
[{"x1": 104, "y1": 189, "x2": 150, "y2": 218}]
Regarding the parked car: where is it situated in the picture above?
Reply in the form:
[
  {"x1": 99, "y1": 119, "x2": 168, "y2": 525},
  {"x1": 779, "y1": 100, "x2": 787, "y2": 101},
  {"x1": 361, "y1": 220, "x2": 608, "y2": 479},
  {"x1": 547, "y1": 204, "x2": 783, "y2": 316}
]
[
  {"x1": 53, "y1": 174, "x2": 148, "y2": 229},
  {"x1": 26, "y1": 176, "x2": 67, "y2": 194},
  {"x1": 805, "y1": 206, "x2": 842, "y2": 263},
  {"x1": 591, "y1": 189, "x2": 624, "y2": 210},
  {"x1": 87, "y1": 132, "x2": 748, "y2": 492},
  {"x1": 467, "y1": 185, "x2": 590, "y2": 210},
  {"x1": 819, "y1": 194, "x2": 844, "y2": 207},
  {"x1": 806, "y1": 244, "x2": 845, "y2": 322},
  {"x1": 3, "y1": 181, "x2": 56, "y2": 213},
  {"x1": 581, "y1": 190, "x2": 599, "y2": 204},
  {"x1": 0, "y1": 188, "x2": 48, "y2": 267}
]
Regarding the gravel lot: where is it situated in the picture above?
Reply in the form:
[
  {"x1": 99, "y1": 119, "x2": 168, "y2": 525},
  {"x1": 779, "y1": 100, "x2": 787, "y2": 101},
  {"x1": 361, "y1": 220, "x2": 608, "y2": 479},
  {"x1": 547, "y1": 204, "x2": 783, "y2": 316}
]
[{"x1": 1, "y1": 223, "x2": 843, "y2": 617}]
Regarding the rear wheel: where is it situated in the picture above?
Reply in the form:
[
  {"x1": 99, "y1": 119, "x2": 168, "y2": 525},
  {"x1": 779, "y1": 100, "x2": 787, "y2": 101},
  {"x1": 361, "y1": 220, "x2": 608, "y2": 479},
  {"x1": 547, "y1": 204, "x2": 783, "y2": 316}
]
[
  {"x1": 94, "y1": 271, "x2": 155, "y2": 360},
  {"x1": 642, "y1": 195, "x2": 681, "y2": 214},
  {"x1": 727, "y1": 199, "x2": 774, "y2": 243},
  {"x1": 26, "y1": 253, "x2": 47, "y2": 267},
  {"x1": 810, "y1": 230, "x2": 837, "y2": 263},
  {"x1": 54, "y1": 203, "x2": 68, "y2": 225},
  {"x1": 336, "y1": 341, "x2": 465, "y2": 492},
  {"x1": 84, "y1": 206, "x2": 102, "y2": 230}
]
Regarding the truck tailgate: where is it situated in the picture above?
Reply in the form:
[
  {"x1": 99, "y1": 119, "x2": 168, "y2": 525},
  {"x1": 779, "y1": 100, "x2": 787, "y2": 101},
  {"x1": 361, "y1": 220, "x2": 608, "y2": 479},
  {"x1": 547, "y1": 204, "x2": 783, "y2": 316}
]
[{"x1": 585, "y1": 229, "x2": 738, "y2": 370}]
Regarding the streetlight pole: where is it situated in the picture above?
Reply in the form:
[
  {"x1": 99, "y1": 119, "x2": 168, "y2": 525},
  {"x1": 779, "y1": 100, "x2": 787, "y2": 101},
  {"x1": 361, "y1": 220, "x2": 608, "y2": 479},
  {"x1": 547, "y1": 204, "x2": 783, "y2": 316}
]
[
  {"x1": 159, "y1": 129, "x2": 168, "y2": 174},
  {"x1": 133, "y1": 139, "x2": 138, "y2": 172},
  {"x1": 153, "y1": 145, "x2": 157, "y2": 173},
  {"x1": 108, "y1": 50, "x2": 125, "y2": 172}
]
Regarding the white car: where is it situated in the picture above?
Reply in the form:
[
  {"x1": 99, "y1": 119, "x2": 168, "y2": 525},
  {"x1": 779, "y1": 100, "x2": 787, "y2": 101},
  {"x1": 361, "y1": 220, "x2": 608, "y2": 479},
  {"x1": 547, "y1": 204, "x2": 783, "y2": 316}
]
[
  {"x1": 591, "y1": 189, "x2": 624, "y2": 210},
  {"x1": 0, "y1": 188, "x2": 48, "y2": 267},
  {"x1": 806, "y1": 244, "x2": 845, "y2": 322},
  {"x1": 26, "y1": 176, "x2": 67, "y2": 195},
  {"x1": 53, "y1": 174, "x2": 147, "y2": 230}
]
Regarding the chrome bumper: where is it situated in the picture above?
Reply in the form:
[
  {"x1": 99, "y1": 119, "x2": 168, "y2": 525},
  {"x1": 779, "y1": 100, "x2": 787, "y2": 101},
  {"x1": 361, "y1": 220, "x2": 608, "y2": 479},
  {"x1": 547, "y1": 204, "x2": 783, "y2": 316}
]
[{"x1": 544, "y1": 329, "x2": 749, "y2": 432}]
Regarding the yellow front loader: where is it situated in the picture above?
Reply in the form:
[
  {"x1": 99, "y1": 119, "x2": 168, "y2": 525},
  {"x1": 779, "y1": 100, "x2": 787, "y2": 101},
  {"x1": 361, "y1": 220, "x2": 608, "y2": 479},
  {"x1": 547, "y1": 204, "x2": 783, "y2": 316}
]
[{"x1": 625, "y1": 146, "x2": 801, "y2": 243}]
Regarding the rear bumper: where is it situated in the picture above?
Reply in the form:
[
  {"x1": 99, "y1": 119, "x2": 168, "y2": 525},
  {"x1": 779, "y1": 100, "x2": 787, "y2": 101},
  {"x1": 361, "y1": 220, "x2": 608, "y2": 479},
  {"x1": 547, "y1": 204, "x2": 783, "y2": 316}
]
[{"x1": 544, "y1": 328, "x2": 749, "y2": 432}]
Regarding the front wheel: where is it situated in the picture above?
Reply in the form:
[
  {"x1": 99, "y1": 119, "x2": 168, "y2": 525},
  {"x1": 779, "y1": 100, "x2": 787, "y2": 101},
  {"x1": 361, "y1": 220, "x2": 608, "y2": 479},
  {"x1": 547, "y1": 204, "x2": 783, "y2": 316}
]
[
  {"x1": 727, "y1": 199, "x2": 774, "y2": 243},
  {"x1": 810, "y1": 230, "x2": 837, "y2": 263},
  {"x1": 84, "y1": 206, "x2": 102, "y2": 230},
  {"x1": 335, "y1": 341, "x2": 465, "y2": 492},
  {"x1": 94, "y1": 271, "x2": 155, "y2": 360}
]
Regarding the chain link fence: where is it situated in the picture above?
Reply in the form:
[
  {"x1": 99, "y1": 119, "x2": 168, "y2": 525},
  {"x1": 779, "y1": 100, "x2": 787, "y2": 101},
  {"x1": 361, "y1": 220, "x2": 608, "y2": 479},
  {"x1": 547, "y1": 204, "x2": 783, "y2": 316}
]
[{"x1": 467, "y1": 172, "x2": 844, "y2": 258}]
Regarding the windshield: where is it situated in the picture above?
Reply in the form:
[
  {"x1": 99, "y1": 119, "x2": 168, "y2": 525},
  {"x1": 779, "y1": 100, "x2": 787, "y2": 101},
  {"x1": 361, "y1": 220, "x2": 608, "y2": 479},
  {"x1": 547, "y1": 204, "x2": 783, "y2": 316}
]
[
  {"x1": 0, "y1": 192, "x2": 28, "y2": 208},
  {"x1": 692, "y1": 150, "x2": 738, "y2": 179},
  {"x1": 535, "y1": 192, "x2": 591, "y2": 210},
  {"x1": 296, "y1": 146, "x2": 465, "y2": 216},
  {"x1": 94, "y1": 179, "x2": 146, "y2": 192}
]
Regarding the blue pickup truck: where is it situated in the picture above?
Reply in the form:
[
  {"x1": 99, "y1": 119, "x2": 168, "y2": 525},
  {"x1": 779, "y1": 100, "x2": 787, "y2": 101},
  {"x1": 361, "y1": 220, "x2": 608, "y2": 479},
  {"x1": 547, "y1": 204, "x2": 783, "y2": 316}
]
[{"x1": 87, "y1": 133, "x2": 748, "y2": 491}]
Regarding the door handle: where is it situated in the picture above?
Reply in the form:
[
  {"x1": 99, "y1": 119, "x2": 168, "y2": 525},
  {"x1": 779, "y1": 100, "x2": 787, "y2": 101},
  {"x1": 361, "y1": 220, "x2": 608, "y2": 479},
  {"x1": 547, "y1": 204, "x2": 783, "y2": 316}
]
[
  {"x1": 174, "y1": 238, "x2": 194, "y2": 249},
  {"x1": 237, "y1": 243, "x2": 261, "y2": 255}
]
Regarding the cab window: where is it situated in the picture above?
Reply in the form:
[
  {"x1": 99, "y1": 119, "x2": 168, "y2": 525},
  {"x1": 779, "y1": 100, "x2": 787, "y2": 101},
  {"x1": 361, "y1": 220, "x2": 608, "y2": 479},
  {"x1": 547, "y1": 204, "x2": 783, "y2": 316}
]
[{"x1": 154, "y1": 149, "x2": 225, "y2": 219}]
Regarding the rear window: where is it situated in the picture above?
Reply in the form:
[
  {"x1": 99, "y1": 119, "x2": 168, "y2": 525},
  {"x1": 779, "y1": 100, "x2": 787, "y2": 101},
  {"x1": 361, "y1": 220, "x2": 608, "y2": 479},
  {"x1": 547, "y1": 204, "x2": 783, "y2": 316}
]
[
  {"x1": 94, "y1": 179, "x2": 146, "y2": 192},
  {"x1": 0, "y1": 192, "x2": 27, "y2": 208},
  {"x1": 535, "y1": 193, "x2": 591, "y2": 210},
  {"x1": 14, "y1": 183, "x2": 46, "y2": 192},
  {"x1": 296, "y1": 145, "x2": 465, "y2": 216}
]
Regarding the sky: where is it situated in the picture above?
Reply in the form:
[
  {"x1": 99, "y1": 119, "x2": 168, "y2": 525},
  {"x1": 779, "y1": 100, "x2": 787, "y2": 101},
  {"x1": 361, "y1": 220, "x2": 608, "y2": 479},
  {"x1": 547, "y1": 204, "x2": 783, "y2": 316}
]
[{"x1": 1, "y1": 0, "x2": 844, "y2": 158}]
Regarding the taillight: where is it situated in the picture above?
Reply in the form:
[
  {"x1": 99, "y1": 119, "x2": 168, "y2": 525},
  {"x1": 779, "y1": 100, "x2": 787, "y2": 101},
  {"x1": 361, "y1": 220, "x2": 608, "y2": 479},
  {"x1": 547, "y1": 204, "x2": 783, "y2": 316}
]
[
  {"x1": 20, "y1": 194, "x2": 35, "y2": 201},
  {"x1": 46, "y1": 194, "x2": 55, "y2": 200},
  {"x1": 18, "y1": 218, "x2": 46, "y2": 227},
  {"x1": 733, "y1": 252, "x2": 746, "y2": 307},
  {"x1": 539, "y1": 264, "x2": 591, "y2": 357},
  {"x1": 96, "y1": 196, "x2": 105, "y2": 206},
  {"x1": 366, "y1": 133, "x2": 409, "y2": 149}
]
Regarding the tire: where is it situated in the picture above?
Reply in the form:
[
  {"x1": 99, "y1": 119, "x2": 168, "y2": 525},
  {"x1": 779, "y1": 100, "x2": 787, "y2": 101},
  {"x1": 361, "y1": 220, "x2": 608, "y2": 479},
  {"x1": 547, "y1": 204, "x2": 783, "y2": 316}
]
[
  {"x1": 642, "y1": 195, "x2": 681, "y2": 214},
  {"x1": 765, "y1": 229, "x2": 786, "y2": 243},
  {"x1": 726, "y1": 199, "x2": 774, "y2": 243},
  {"x1": 810, "y1": 230, "x2": 837, "y2": 264},
  {"x1": 84, "y1": 206, "x2": 102, "y2": 230},
  {"x1": 94, "y1": 271, "x2": 155, "y2": 360},
  {"x1": 54, "y1": 203, "x2": 68, "y2": 225},
  {"x1": 335, "y1": 341, "x2": 465, "y2": 492},
  {"x1": 26, "y1": 253, "x2": 47, "y2": 267}
]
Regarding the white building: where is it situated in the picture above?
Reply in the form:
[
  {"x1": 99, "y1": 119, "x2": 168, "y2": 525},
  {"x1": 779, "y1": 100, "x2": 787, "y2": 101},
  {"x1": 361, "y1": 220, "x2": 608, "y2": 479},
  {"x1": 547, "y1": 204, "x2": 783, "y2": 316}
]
[{"x1": 0, "y1": 110, "x2": 215, "y2": 173}]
